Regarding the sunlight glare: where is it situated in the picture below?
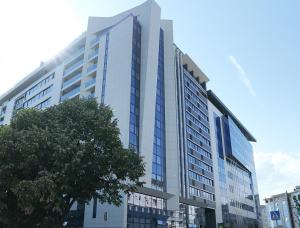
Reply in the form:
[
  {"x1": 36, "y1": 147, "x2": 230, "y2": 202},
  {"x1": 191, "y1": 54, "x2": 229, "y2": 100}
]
[{"x1": 0, "y1": 0, "x2": 84, "y2": 95}]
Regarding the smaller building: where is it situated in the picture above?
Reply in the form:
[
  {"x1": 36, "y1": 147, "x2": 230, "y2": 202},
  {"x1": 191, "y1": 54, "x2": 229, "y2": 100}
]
[
  {"x1": 264, "y1": 186, "x2": 300, "y2": 228},
  {"x1": 259, "y1": 205, "x2": 271, "y2": 228}
]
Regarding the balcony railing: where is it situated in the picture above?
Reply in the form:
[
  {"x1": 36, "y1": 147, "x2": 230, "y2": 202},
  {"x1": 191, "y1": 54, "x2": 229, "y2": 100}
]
[
  {"x1": 63, "y1": 59, "x2": 84, "y2": 76},
  {"x1": 86, "y1": 64, "x2": 97, "y2": 74},
  {"x1": 60, "y1": 86, "x2": 80, "y2": 102},
  {"x1": 85, "y1": 78, "x2": 96, "y2": 88},
  {"x1": 88, "y1": 49, "x2": 99, "y2": 59},
  {"x1": 62, "y1": 73, "x2": 82, "y2": 89},
  {"x1": 77, "y1": 47, "x2": 85, "y2": 54},
  {"x1": 84, "y1": 92, "x2": 95, "y2": 99},
  {"x1": 90, "y1": 36, "x2": 100, "y2": 47}
]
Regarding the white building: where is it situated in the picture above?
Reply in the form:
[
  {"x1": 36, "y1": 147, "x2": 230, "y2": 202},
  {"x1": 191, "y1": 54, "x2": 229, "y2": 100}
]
[
  {"x1": 0, "y1": 1, "x2": 260, "y2": 227},
  {"x1": 264, "y1": 187, "x2": 300, "y2": 228}
]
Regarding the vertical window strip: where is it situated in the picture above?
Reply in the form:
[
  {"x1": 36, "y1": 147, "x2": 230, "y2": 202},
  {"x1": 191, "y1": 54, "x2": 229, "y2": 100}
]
[
  {"x1": 101, "y1": 32, "x2": 109, "y2": 104},
  {"x1": 151, "y1": 29, "x2": 166, "y2": 191},
  {"x1": 215, "y1": 116, "x2": 224, "y2": 159},
  {"x1": 129, "y1": 17, "x2": 141, "y2": 152},
  {"x1": 92, "y1": 197, "x2": 97, "y2": 218}
]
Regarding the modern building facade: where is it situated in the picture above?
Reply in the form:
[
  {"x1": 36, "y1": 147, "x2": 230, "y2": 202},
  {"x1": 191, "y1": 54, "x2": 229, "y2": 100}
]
[
  {"x1": 264, "y1": 186, "x2": 300, "y2": 228},
  {"x1": 208, "y1": 91, "x2": 260, "y2": 228},
  {"x1": 0, "y1": 1, "x2": 260, "y2": 227}
]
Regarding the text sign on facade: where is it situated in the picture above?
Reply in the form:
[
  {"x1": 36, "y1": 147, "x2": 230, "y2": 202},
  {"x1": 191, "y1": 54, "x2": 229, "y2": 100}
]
[{"x1": 270, "y1": 211, "x2": 280, "y2": 220}]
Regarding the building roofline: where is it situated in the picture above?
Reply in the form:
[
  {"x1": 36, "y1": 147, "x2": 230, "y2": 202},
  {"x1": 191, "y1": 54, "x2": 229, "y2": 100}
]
[
  {"x1": 182, "y1": 54, "x2": 209, "y2": 83},
  {"x1": 207, "y1": 90, "x2": 257, "y2": 142},
  {"x1": 173, "y1": 44, "x2": 209, "y2": 84},
  {"x1": 264, "y1": 186, "x2": 300, "y2": 201}
]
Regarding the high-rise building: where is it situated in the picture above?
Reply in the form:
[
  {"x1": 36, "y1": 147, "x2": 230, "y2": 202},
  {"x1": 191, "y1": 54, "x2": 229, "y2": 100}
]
[
  {"x1": 0, "y1": 1, "x2": 260, "y2": 227},
  {"x1": 208, "y1": 91, "x2": 260, "y2": 228},
  {"x1": 264, "y1": 186, "x2": 300, "y2": 228}
]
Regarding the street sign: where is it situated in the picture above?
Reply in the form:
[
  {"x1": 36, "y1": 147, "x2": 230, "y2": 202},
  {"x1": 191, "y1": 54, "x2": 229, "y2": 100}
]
[{"x1": 270, "y1": 211, "x2": 280, "y2": 220}]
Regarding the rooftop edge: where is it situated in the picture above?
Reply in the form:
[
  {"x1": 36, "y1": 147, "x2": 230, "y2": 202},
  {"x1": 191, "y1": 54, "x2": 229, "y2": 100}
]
[{"x1": 207, "y1": 90, "x2": 257, "y2": 142}]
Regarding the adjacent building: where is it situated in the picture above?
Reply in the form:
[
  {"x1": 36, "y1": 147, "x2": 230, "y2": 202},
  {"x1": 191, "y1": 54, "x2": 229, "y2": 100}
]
[
  {"x1": 259, "y1": 205, "x2": 271, "y2": 228},
  {"x1": 0, "y1": 1, "x2": 260, "y2": 227},
  {"x1": 264, "y1": 186, "x2": 300, "y2": 228},
  {"x1": 208, "y1": 91, "x2": 260, "y2": 228}
]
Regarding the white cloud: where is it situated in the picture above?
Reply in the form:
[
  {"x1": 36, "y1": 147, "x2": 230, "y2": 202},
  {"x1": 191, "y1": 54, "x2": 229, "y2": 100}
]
[
  {"x1": 254, "y1": 150, "x2": 300, "y2": 204},
  {"x1": 228, "y1": 55, "x2": 256, "y2": 97}
]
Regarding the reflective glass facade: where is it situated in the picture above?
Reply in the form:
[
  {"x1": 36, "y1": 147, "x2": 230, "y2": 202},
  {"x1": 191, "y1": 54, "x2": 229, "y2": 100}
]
[
  {"x1": 151, "y1": 29, "x2": 166, "y2": 191},
  {"x1": 212, "y1": 111, "x2": 259, "y2": 228},
  {"x1": 215, "y1": 115, "x2": 228, "y2": 208},
  {"x1": 129, "y1": 17, "x2": 141, "y2": 152},
  {"x1": 127, "y1": 192, "x2": 168, "y2": 228},
  {"x1": 223, "y1": 117, "x2": 255, "y2": 172},
  {"x1": 100, "y1": 32, "x2": 109, "y2": 103}
]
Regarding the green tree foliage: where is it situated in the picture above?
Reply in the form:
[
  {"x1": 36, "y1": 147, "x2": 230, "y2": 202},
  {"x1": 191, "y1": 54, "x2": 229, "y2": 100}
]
[
  {"x1": 0, "y1": 99, "x2": 144, "y2": 228},
  {"x1": 293, "y1": 194, "x2": 300, "y2": 223}
]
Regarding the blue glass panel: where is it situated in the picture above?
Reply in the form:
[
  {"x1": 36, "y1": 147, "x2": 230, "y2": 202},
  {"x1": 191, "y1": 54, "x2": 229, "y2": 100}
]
[
  {"x1": 101, "y1": 32, "x2": 109, "y2": 103},
  {"x1": 151, "y1": 29, "x2": 166, "y2": 191},
  {"x1": 215, "y1": 116, "x2": 224, "y2": 159},
  {"x1": 128, "y1": 17, "x2": 141, "y2": 153}
]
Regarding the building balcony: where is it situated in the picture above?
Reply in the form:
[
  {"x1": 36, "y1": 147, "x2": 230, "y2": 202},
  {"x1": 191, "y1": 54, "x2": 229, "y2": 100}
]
[
  {"x1": 64, "y1": 47, "x2": 85, "y2": 68},
  {"x1": 62, "y1": 73, "x2": 82, "y2": 89},
  {"x1": 84, "y1": 92, "x2": 95, "y2": 99},
  {"x1": 63, "y1": 59, "x2": 84, "y2": 77},
  {"x1": 60, "y1": 86, "x2": 80, "y2": 102},
  {"x1": 86, "y1": 64, "x2": 97, "y2": 74},
  {"x1": 85, "y1": 77, "x2": 96, "y2": 88},
  {"x1": 88, "y1": 49, "x2": 99, "y2": 60},
  {"x1": 90, "y1": 36, "x2": 100, "y2": 47}
]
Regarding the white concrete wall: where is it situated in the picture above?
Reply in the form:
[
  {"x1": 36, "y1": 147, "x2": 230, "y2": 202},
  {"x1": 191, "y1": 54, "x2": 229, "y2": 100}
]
[
  {"x1": 83, "y1": 15, "x2": 134, "y2": 228},
  {"x1": 103, "y1": 16, "x2": 133, "y2": 146},
  {"x1": 84, "y1": 194, "x2": 128, "y2": 228},
  {"x1": 161, "y1": 19, "x2": 180, "y2": 211},
  {"x1": 208, "y1": 100, "x2": 223, "y2": 226}
]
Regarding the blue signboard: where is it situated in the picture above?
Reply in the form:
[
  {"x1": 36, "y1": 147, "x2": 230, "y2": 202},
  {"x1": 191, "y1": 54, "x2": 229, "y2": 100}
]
[{"x1": 270, "y1": 211, "x2": 280, "y2": 220}]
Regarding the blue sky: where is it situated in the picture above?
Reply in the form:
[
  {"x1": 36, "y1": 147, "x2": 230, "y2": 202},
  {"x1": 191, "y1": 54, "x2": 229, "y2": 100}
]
[{"x1": 1, "y1": 0, "x2": 299, "y2": 202}]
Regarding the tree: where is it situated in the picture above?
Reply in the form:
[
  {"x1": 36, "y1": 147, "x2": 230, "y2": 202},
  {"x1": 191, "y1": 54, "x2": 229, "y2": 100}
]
[
  {"x1": 0, "y1": 99, "x2": 144, "y2": 228},
  {"x1": 293, "y1": 194, "x2": 300, "y2": 224}
]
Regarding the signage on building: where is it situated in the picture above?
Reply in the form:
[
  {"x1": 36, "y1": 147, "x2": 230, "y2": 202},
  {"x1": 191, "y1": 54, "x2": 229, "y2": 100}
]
[{"x1": 270, "y1": 211, "x2": 280, "y2": 220}]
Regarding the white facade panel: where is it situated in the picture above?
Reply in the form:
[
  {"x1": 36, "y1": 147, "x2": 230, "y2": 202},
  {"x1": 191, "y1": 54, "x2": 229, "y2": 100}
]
[
  {"x1": 208, "y1": 100, "x2": 224, "y2": 225},
  {"x1": 161, "y1": 19, "x2": 180, "y2": 211},
  {"x1": 103, "y1": 16, "x2": 133, "y2": 146}
]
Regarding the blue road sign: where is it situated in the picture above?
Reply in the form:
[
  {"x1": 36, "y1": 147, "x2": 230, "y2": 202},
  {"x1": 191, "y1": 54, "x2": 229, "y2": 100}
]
[{"x1": 270, "y1": 211, "x2": 280, "y2": 220}]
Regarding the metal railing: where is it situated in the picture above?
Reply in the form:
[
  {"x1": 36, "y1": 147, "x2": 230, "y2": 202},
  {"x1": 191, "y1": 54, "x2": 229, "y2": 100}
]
[
  {"x1": 85, "y1": 78, "x2": 96, "y2": 88},
  {"x1": 60, "y1": 86, "x2": 80, "y2": 102},
  {"x1": 62, "y1": 73, "x2": 81, "y2": 88},
  {"x1": 63, "y1": 59, "x2": 84, "y2": 76}
]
